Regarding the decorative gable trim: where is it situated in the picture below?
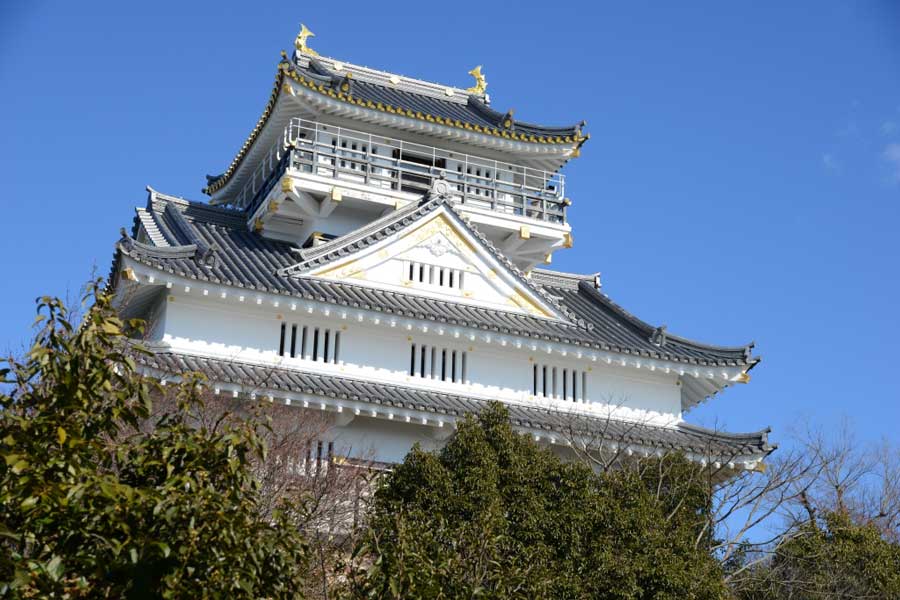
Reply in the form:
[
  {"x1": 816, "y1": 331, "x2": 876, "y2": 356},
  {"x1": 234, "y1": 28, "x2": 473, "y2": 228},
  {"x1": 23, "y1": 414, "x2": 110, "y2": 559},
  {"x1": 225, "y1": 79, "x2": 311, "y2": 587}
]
[{"x1": 279, "y1": 193, "x2": 572, "y2": 321}]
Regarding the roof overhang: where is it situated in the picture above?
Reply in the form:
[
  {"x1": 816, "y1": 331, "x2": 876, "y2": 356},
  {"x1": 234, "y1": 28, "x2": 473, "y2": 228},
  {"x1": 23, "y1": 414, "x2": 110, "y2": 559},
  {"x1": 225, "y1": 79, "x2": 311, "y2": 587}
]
[
  {"x1": 135, "y1": 346, "x2": 773, "y2": 472},
  {"x1": 205, "y1": 57, "x2": 587, "y2": 204}
]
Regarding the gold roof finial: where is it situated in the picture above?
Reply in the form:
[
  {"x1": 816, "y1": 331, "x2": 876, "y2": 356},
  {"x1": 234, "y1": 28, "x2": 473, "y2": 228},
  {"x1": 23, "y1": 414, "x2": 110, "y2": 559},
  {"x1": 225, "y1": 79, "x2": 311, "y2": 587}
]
[
  {"x1": 295, "y1": 23, "x2": 318, "y2": 56},
  {"x1": 466, "y1": 65, "x2": 487, "y2": 96}
]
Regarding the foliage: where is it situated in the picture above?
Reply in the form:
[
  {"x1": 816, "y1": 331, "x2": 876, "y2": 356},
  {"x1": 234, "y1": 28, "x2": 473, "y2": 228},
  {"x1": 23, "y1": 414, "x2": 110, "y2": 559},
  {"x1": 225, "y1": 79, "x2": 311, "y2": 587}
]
[
  {"x1": 345, "y1": 402, "x2": 727, "y2": 600},
  {"x1": 730, "y1": 509, "x2": 900, "y2": 599},
  {"x1": 0, "y1": 284, "x2": 308, "y2": 598}
]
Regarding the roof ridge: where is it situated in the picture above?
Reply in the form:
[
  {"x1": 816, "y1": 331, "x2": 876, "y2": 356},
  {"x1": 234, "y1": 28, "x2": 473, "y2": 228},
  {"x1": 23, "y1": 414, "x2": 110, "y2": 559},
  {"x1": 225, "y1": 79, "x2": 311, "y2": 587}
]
[
  {"x1": 306, "y1": 54, "x2": 475, "y2": 104},
  {"x1": 146, "y1": 186, "x2": 248, "y2": 229},
  {"x1": 119, "y1": 236, "x2": 198, "y2": 260},
  {"x1": 532, "y1": 268, "x2": 601, "y2": 291}
]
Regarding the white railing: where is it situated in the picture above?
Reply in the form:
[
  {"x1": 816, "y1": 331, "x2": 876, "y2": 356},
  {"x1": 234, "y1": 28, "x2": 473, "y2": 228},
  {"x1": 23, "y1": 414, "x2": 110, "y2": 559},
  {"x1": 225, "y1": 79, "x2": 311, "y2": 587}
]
[{"x1": 237, "y1": 118, "x2": 567, "y2": 224}]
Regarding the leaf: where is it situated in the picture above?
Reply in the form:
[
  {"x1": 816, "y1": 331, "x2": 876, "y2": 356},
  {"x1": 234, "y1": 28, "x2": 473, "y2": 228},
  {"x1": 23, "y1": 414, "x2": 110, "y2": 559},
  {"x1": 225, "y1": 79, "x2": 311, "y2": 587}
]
[
  {"x1": 101, "y1": 321, "x2": 121, "y2": 335},
  {"x1": 57, "y1": 427, "x2": 67, "y2": 445},
  {"x1": 10, "y1": 459, "x2": 28, "y2": 475},
  {"x1": 46, "y1": 555, "x2": 64, "y2": 581},
  {"x1": 130, "y1": 548, "x2": 138, "y2": 564}
]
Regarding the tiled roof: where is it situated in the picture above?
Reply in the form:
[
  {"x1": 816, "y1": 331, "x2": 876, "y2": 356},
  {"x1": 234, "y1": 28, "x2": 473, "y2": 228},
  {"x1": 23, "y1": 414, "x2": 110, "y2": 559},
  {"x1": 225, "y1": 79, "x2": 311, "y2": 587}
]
[
  {"x1": 119, "y1": 189, "x2": 757, "y2": 369},
  {"x1": 204, "y1": 55, "x2": 587, "y2": 195},
  {"x1": 294, "y1": 57, "x2": 583, "y2": 139},
  {"x1": 137, "y1": 348, "x2": 772, "y2": 460}
]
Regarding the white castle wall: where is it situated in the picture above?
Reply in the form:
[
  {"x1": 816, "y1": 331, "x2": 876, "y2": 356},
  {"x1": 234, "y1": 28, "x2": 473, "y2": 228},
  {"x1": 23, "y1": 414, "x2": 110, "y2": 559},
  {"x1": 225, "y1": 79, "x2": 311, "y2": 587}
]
[{"x1": 158, "y1": 294, "x2": 684, "y2": 429}]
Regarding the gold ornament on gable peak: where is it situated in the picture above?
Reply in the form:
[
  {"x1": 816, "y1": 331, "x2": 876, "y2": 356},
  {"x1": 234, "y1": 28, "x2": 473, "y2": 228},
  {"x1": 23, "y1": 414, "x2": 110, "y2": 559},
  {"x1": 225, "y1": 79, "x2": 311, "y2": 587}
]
[
  {"x1": 295, "y1": 23, "x2": 318, "y2": 56},
  {"x1": 466, "y1": 66, "x2": 488, "y2": 95}
]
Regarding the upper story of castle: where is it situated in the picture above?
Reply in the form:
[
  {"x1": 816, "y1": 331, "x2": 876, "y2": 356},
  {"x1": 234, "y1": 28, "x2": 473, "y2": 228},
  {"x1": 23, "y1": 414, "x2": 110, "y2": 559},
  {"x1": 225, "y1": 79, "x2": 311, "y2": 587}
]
[{"x1": 201, "y1": 25, "x2": 588, "y2": 271}]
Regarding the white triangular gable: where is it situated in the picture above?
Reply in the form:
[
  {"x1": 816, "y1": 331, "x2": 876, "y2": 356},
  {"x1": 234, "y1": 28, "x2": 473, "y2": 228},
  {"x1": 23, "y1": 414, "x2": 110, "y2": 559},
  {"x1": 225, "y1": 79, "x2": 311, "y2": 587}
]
[{"x1": 304, "y1": 206, "x2": 563, "y2": 320}]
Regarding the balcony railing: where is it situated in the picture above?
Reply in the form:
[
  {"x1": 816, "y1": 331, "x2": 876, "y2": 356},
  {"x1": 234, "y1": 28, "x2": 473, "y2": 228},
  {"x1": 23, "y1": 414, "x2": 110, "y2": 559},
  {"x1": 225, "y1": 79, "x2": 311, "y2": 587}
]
[{"x1": 239, "y1": 118, "x2": 567, "y2": 225}]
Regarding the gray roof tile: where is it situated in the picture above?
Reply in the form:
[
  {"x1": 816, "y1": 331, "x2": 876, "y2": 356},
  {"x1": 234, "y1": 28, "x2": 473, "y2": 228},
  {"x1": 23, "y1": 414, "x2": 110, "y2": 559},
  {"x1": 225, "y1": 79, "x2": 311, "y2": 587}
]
[{"x1": 117, "y1": 189, "x2": 757, "y2": 368}]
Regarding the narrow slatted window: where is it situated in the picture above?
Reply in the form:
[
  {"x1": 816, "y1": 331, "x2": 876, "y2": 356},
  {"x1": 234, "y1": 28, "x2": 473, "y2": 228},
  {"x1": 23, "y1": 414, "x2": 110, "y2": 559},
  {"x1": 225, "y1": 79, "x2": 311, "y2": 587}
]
[
  {"x1": 420, "y1": 345, "x2": 427, "y2": 377},
  {"x1": 572, "y1": 370, "x2": 578, "y2": 402},
  {"x1": 582, "y1": 372, "x2": 587, "y2": 402},
  {"x1": 304, "y1": 442, "x2": 311, "y2": 476},
  {"x1": 411, "y1": 344, "x2": 468, "y2": 382},
  {"x1": 333, "y1": 331, "x2": 341, "y2": 363},
  {"x1": 279, "y1": 323, "x2": 286, "y2": 356},
  {"x1": 430, "y1": 346, "x2": 437, "y2": 378},
  {"x1": 301, "y1": 326, "x2": 308, "y2": 359},
  {"x1": 532, "y1": 363, "x2": 588, "y2": 402},
  {"x1": 316, "y1": 441, "x2": 323, "y2": 475},
  {"x1": 290, "y1": 324, "x2": 298, "y2": 358},
  {"x1": 312, "y1": 328, "x2": 320, "y2": 361},
  {"x1": 323, "y1": 329, "x2": 331, "y2": 362}
]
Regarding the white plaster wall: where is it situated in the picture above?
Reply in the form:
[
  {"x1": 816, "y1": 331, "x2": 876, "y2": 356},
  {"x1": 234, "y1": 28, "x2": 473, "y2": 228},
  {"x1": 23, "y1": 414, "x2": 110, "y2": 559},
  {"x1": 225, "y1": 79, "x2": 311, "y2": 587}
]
[
  {"x1": 332, "y1": 417, "x2": 443, "y2": 464},
  {"x1": 157, "y1": 293, "x2": 684, "y2": 426}
]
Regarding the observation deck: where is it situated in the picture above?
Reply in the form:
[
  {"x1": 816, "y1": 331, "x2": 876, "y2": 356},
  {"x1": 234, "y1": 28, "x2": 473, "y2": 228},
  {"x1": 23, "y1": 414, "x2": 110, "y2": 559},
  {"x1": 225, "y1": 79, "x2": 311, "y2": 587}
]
[{"x1": 235, "y1": 119, "x2": 573, "y2": 269}]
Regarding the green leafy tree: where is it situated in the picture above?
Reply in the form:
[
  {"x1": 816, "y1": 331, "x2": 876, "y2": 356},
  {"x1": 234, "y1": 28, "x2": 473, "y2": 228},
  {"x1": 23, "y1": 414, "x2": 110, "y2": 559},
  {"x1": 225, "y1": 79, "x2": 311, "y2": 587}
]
[
  {"x1": 0, "y1": 285, "x2": 309, "y2": 598},
  {"x1": 345, "y1": 403, "x2": 727, "y2": 600},
  {"x1": 730, "y1": 509, "x2": 900, "y2": 599}
]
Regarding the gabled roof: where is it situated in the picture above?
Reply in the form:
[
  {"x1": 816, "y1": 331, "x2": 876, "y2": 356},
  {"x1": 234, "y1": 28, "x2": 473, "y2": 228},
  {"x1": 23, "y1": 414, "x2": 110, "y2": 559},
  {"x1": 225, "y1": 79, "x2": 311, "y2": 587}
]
[
  {"x1": 137, "y1": 348, "x2": 773, "y2": 462},
  {"x1": 279, "y1": 190, "x2": 571, "y2": 321},
  {"x1": 117, "y1": 189, "x2": 757, "y2": 372},
  {"x1": 203, "y1": 54, "x2": 587, "y2": 196}
]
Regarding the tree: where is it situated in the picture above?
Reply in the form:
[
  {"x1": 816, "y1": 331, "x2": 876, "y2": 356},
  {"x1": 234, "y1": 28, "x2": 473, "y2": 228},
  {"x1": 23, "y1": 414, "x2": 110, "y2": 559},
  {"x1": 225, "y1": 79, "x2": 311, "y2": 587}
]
[
  {"x1": 556, "y1": 397, "x2": 821, "y2": 583},
  {"x1": 731, "y1": 509, "x2": 900, "y2": 599},
  {"x1": 0, "y1": 284, "x2": 309, "y2": 598},
  {"x1": 728, "y1": 422, "x2": 900, "y2": 599},
  {"x1": 344, "y1": 402, "x2": 728, "y2": 600}
]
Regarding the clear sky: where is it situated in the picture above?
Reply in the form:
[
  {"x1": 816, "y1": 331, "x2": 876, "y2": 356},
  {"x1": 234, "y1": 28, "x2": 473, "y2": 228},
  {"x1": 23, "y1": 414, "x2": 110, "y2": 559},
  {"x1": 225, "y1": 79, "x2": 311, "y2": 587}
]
[{"x1": 1, "y1": 1, "x2": 898, "y2": 448}]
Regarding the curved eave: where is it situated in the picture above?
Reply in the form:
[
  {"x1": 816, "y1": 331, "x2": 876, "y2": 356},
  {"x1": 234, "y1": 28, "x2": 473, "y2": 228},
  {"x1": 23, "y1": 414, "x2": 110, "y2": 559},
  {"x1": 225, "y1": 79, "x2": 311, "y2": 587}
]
[
  {"x1": 576, "y1": 280, "x2": 757, "y2": 365},
  {"x1": 203, "y1": 64, "x2": 288, "y2": 197},
  {"x1": 204, "y1": 56, "x2": 588, "y2": 201}
]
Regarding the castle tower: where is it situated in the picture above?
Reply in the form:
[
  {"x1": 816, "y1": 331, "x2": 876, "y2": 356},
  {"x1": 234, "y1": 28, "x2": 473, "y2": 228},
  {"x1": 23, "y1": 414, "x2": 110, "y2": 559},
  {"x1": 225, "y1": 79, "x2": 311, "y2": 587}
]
[{"x1": 111, "y1": 26, "x2": 771, "y2": 473}]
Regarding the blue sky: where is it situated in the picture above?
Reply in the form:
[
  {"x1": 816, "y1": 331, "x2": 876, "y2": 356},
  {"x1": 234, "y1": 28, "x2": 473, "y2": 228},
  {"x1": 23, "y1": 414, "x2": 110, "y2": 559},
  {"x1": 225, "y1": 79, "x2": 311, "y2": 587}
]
[{"x1": 2, "y1": 1, "x2": 898, "y2": 448}]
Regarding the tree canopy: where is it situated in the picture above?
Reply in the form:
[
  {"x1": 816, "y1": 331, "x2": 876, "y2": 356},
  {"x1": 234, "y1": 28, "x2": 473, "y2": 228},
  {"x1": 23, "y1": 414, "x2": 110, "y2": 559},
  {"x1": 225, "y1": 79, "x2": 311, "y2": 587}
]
[
  {"x1": 347, "y1": 403, "x2": 727, "y2": 600},
  {"x1": 731, "y1": 509, "x2": 900, "y2": 599},
  {"x1": 0, "y1": 286, "x2": 309, "y2": 598}
]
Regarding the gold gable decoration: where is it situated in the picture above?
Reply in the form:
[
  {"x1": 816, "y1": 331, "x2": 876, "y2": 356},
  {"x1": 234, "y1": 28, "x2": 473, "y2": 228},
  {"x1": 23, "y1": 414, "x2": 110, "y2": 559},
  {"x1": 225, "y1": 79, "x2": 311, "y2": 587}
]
[
  {"x1": 312, "y1": 213, "x2": 555, "y2": 319},
  {"x1": 466, "y1": 66, "x2": 487, "y2": 96},
  {"x1": 295, "y1": 23, "x2": 318, "y2": 56}
]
